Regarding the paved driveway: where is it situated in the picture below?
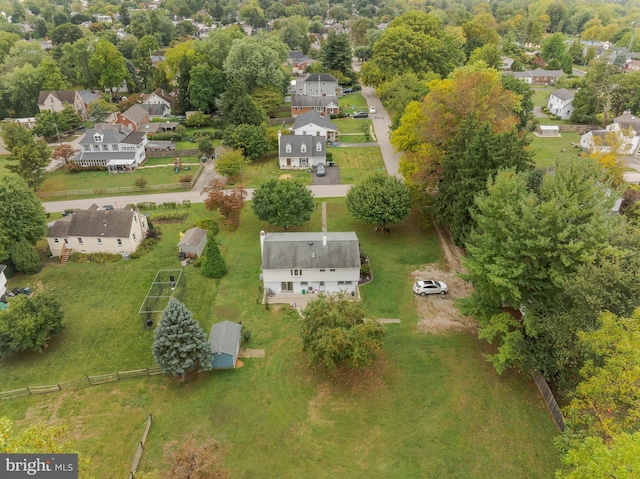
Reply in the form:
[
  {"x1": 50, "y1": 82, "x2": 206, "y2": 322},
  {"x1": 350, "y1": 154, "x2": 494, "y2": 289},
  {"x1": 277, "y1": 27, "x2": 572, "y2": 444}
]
[{"x1": 312, "y1": 165, "x2": 340, "y2": 185}]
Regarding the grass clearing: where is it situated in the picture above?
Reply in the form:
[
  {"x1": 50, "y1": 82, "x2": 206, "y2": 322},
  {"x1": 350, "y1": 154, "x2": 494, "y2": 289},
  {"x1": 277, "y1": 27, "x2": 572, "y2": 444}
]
[
  {"x1": 339, "y1": 134, "x2": 373, "y2": 144},
  {"x1": 333, "y1": 117, "x2": 372, "y2": 133},
  {"x1": 338, "y1": 92, "x2": 368, "y2": 117},
  {"x1": 528, "y1": 132, "x2": 583, "y2": 167},
  {"x1": 239, "y1": 153, "x2": 312, "y2": 187},
  {"x1": 327, "y1": 146, "x2": 385, "y2": 183},
  {"x1": 0, "y1": 200, "x2": 560, "y2": 478}
]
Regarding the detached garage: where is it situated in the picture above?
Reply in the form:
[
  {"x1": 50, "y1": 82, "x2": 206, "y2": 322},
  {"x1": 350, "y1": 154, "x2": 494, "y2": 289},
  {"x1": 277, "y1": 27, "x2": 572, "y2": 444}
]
[
  {"x1": 208, "y1": 320, "x2": 242, "y2": 369},
  {"x1": 178, "y1": 227, "x2": 207, "y2": 258}
]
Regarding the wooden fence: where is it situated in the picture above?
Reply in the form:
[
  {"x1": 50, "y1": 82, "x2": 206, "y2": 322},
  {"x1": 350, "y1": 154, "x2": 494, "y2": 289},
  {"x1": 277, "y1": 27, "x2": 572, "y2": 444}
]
[
  {"x1": 0, "y1": 367, "x2": 164, "y2": 400},
  {"x1": 532, "y1": 370, "x2": 565, "y2": 432},
  {"x1": 146, "y1": 148, "x2": 200, "y2": 157},
  {"x1": 129, "y1": 414, "x2": 153, "y2": 479}
]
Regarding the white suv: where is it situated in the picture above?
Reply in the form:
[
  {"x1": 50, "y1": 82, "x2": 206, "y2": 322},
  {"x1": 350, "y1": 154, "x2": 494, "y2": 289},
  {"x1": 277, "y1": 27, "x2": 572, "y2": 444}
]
[{"x1": 413, "y1": 280, "x2": 448, "y2": 296}]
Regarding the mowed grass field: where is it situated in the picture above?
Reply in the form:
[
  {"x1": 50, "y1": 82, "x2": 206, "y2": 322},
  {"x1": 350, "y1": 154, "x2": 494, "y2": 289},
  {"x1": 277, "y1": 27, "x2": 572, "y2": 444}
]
[
  {"x1": 0, "y1": 200, "x2": 561, "y2": 478},
  {"x1": 528, "y1": 132, "x2": 583, "y2": 168}
]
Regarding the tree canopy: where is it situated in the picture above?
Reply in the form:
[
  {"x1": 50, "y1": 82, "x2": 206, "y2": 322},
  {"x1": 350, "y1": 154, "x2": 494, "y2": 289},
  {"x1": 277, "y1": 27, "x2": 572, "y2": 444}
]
[
  {"x1": 251, "y1": 180, "x2": 314, "y2": 229},
  {"x1": 346, "y1": 172, "x2": 411, "y2": 231},
  {"x1": 300, "y1": 294, "x2": 385, "y2": 370}
]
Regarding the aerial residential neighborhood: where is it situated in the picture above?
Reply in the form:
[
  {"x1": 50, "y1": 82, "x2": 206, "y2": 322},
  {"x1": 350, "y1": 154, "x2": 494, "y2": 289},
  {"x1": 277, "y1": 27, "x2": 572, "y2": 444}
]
[{"x1": 1, "y1": 0, "x2": 640, "y2": 477}]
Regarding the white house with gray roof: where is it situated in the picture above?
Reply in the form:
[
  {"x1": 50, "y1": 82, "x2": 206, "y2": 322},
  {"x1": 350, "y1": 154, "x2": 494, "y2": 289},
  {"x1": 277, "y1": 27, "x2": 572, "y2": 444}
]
[
  {"x1": 292, "y1": 110, "x2": 338, "y2": 142},
  {"x1": 46, "y1": 204, "x2": 149, "y2": 258},
  {"x1": 73, "y1": 128, "x2": 147, "y2": 170},
  {"x1": 547, "y1": 89, "x2": 575, "y2": 120},
  {"x1": 580, "y1": 111, "x2": 640, "y2": 155},
  {"x1": 260, "y1": 231, "x2": 360, "y2": 295},
  {"x1": 278, "y1": 131, "x2": 326, "y2": 169},
  {"x1": 293, "y1": 73, "x2": 339, "y2": 96}
]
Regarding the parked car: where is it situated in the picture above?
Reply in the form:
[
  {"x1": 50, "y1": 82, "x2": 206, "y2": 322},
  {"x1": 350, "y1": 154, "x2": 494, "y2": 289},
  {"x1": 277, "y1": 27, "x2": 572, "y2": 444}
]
[
  {"x1": 413, "y1": 280, "x2": 448, "y2": 296},
  {"x1": 369, "y1": 107, "x2": 376, "y2": 114},
  {"x1": 343, "y1": 88, "x2": 353, "y2": 94},
  {"x1": 316, "y1": 164, "x2": 326, "y2": 177},
  {"x1": 353, "y1": 111, "x2": 369, "y2": 119}
]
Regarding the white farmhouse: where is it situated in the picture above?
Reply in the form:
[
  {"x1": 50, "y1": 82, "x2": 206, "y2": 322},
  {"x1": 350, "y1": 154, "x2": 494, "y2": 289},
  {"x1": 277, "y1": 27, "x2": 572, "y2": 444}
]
[
  {"x1": 292, "y1": 110, "x2": 338, "y2": 142},
  {"x1": 73, "y1": 129, "x2": 147, "y2": 171},
  {"x1": 260, "y1": 231, "x2": 360, "y2": 295},
  {"x1": 47, "y1": 205, "x2": 149, "y2": 261},
  {"x1": 547, "y1": 89, "x2": 575, "y2": 120},
  {"x1": 580, "y1": 111, "x2": 640, "y2": 155}
]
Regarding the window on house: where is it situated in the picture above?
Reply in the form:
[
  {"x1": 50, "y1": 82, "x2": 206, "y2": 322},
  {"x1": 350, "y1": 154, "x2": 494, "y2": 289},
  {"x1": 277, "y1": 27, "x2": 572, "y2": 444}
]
[
  {"x1": 117, "y1": 239, "x2": 122, "y2": 245},
  {"x1": 97, "y1": 238, "x2": 102, "y2": 244},
  {"x1": 112, "y1": 144, "x2": 119, "y2": 151},
  {"x1": 94, "y1": 133, "x2": 103, "y2": 142},
  {"x1": 84, "y1": 145, "x2": 91, "y2": 151},
  {"x1": 54, "y1": 238, "x2": 59, "y2": 243},
  {"x1": 290, "y1": 269, "x2": 302, "y2": 276},
  {"x1": 133, "y1": 233, "x2": 136, "y2": 240},
  {"x1": 319, "y1": 269, "x2": 325, "y2": 272},
  {"x1": 330, "y1": 269, "x2": 335, "y2": 272},
  {"x1": 316, "y1": 142, "x2": 322, "y2": 152},
  {"x1": 93, "y1": 145, "x2": 100, "y2": 151},
  {"x1": 301, "y1": 144, "x2": 306, "y2": 153},
  {"x1": 78, "y1": 238, "x2": 83, "y2": 244},
  {"x1": 102, "y1": 144, "x2": 108, "y2": 151},
  {"x1": 285, "y1": 143, "x2": 292, "y2": 153},
  {"x1": 134, "y1": 215, "x2": 137, "y2": 223}
]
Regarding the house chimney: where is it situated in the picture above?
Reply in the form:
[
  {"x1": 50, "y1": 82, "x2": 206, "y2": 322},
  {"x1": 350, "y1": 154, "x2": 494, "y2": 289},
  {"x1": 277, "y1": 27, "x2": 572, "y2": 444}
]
[
  {"x1": 322, "y1": 236, "x2": 327, "y2": 247},
  {"x1": 260, "y1": 231, "x2": 266, "y2": 257}
]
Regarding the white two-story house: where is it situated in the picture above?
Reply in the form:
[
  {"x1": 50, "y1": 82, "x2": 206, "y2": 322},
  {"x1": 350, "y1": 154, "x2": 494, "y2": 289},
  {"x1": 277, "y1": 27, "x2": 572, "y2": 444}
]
[
  {"x1": 260, "y1": 231, "x2": 360, "y2": 295},
  {"x1": 580, "y1": 111, "x2": 640, "y2": 155},
  {"x1": 547, "y1": 89, "x2": 575, "y2": 120},
  {"x1": 73, "y1": 129, "x2": 147, "y2": 171},
  {"x1": 293, "y1": 73, "x2": 339, "y2": 96},
  {"x1": 278, "y1": 131, "x2": 326, "y2": 169},
  {"x1": 292, "y1": 110, "x2": 338, "y2": 142}
]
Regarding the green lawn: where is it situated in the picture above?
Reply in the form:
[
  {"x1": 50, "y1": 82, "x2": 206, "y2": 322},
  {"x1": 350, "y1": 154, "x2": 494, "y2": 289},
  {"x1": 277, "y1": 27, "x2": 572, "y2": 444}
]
[
  {"x1": 339, "y1": 92, "x2": 369, "y2": 116},
  {"x1": 532, "y1": 87, "x2": 553, "y2": 108},
  {"x1": 333, "y1": 117, "x2": 372, "y2": 134},
  {"x1": 528, "y1": 132, "x2": 583, "y2": 167},
  {"x1": 339, "y1": 134, "x2": 373, "y2": 144},
  {"x1": 240, "y1": 153, "x2": 312, "y2": 187},
  {"x1": 38, "y1": 158, "x2": 200, "y2": 194},
  {"x1": 328, "y1": 146, "x2": 385, "y2": 183},
  {"x1": 0, "y1": 200, "x2": 561, "y2": 479}
]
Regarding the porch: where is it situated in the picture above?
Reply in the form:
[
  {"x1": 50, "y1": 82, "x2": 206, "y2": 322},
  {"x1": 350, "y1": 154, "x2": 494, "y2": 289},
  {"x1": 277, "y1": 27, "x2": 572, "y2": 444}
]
[{"x1": 263, "y1": 287, "x2": 361, "y2": 311}]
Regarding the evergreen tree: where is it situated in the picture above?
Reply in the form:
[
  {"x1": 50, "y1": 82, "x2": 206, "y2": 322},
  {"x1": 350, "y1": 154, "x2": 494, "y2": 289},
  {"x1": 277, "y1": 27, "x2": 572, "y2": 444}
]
[
  {"x1": 152, "y1": 298, "x2": 213, "y2": 383},
  {"x1": 320, "y1": 31, "x2": 353, "y2": 77},
  {"x1": 251, "y1": 180, "x2": 314, "y2": 229},
  {"x1": 10, "y1": 237, "x2": 40, "y2": 274},
  {"x1": 435, "y1": 120, "x2": 533, "y2": 246},
  {"x1": 201, "y1": 239, "x2": 228, "y2": 279}
]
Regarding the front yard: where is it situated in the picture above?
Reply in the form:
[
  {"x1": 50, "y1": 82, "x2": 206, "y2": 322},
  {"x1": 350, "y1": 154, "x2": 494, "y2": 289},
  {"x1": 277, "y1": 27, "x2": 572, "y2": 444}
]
[{"x1": 0, "y1": 200, "x2": 561, "y2": 478}]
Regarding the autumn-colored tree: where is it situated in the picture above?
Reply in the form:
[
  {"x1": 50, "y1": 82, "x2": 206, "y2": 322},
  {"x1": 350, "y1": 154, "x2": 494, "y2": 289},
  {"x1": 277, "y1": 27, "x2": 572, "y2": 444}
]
[
  {"x1": 203, "y1": 179, "x2": 246, "y2": 229},
  {"x1": 392, "y1": 64, "x2": 520, "y2": 194},
  {"x1": 52, "y1": 143, "x2": 76, "y2": 164},
  {"x1": 587, "y1": 127, "x2": 633, "y2": 187}
]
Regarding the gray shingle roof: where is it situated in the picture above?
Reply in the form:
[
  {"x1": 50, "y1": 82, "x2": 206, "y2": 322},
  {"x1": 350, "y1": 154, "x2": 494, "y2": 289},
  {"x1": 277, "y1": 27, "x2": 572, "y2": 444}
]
[
  {"x1": 279, "y1": 134, "x2": 325, "y2": 157},
  {"x1": 140, "y1": 103, "x2": 166, "y2": 116},
  {"x1": 80, "y1": 129, "x2": 126, "y2": 145},
  {"x1": 291, "y1": 95, "x2": 338, "y2": 107},
  {"x1": 38, "y1": 90, "x2": 77, "y2": 106},
  {"x1": 293, "y1": 110, "x2": 337, "y2": 131},
  {"x1": 122, "y1": 131, "x2": 146, "y2": 144},
  {"x1": 551, "y1": 88, "x2": 574, "y2": 101},
  {"x1": 261, "y1": 232, "x2": 360, "y2": 269},
  {"x1": 304, "y1": 73, "x2": 338, "y2": 82},
  {"x1": 122, "y1": 105, "x2": 149, "y2": 124},
  {"x1": 208, "y1": 320, "x2": 242, "y2": 355},
  {"x1": 78, "y1": 90, "x2": 100, "y2": 104},
  {"x1": 177, "y1": 227, "x2": 207, "y2": 247},
  {"x1": 614, "y1": 112, "x2": 640, "y2": 133},
  {"x1": 46, "y1": 209, "x2": 137, "y2": 238}
]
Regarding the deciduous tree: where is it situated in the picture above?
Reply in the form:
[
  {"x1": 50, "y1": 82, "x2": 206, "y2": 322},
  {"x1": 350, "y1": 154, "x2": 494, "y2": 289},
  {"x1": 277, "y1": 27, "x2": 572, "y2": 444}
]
[
  {"x1": 1, "y1": 123, "x2": 50, "y2": 189},
  {"x1": 0, "y1": 293, "x2": 64, "y2": 357},
  {"x1": 346, "y1": 172, "x2": 410, "y2": 231},
  {"x1": 188, "y1": 64, "x2": 225, "y2": 114},
  {"x1": 203, "y1": 179, "x2": 246, "y2": 219},
  {"x1": 301, "y1": 294, "x2": 384, "y2": 370},
  {"x1": 52, "y1": 143, "x2": 76, "y2": 164},
  {"x1": 212, "y1": 149, "x2": 249, "y2": 181},
  {"x1": 251, "y1": 179, "x2": 314, "y2": 229},
  {"x1": 223, "y1": 37, "x2": 288, "y2": 94},
  {"x1": 90, "y1": 40, "x2": 130, "y2": 97},
  {"x1": 152, "y1": 298, "x2": 213, "y2": 383},
  {"x1": 222, "y1": 124, "x2": 270, "y2": 160}
]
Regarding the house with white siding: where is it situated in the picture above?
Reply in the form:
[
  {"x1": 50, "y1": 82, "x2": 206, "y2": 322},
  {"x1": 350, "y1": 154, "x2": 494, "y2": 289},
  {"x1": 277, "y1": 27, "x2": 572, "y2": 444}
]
[
  {"x1": 278, "y1": 131, "x2": 326, "y2": 169},
  {"x1": 46, "y1": 205, "x2": 149, "y2": 259},
  {"x1": 260, "y1": 231, "x2": 360, "y2": 295},
  {"x1": 547, "y1": 89, "x2": 575, "y2": 120},
  {"x1": 291, "y1": 110, "x2": 338, "y2": 142},
  {"x1": 73, "y1": 129, "x2": 147, "y2": 170}
]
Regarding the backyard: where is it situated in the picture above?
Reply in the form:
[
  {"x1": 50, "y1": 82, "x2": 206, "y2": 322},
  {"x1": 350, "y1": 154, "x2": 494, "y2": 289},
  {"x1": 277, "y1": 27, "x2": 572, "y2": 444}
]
[
  {"x1": 529, "y1": 132, "x2": 582, "y2": 168},
  {"x1": 0, "y1": 200, "x2": 561, "y2": 478}
]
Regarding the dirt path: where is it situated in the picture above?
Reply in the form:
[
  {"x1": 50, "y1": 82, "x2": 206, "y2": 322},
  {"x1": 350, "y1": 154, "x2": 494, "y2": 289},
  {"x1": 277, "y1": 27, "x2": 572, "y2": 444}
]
[{"x1": 413, "y1": 226, "x2": 476, "y2": 334}]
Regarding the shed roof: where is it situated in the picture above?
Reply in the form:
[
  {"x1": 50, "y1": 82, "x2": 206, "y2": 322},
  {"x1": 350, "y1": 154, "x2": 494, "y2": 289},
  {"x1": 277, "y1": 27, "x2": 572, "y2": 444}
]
[
  {"x1": 178, "y1": 227, "x2": 207, "y2": 247},
  {"x1": 262, "y1": 232, "x2": 360, "y2": 269},
  {"x1": 208, "y1": 320, "x2": 242, "y2": 355},
  {"x1": 47, "y1": 209, "x2": 137, "y2": 238}
]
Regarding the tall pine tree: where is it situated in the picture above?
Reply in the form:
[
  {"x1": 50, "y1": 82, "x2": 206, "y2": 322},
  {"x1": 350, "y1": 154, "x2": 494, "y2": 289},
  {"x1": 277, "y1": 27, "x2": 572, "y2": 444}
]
[
  {"x1": 201, "y1": 239, "x2": 228, "y2": 279},
  {"x1": 152, "y1": 299, "x2": 212, "y2": 383}
]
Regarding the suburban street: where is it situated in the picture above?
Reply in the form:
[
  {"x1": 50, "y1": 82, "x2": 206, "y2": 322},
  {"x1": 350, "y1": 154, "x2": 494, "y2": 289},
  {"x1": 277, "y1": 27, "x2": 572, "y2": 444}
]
[{"x1": 41, "y1": 84, "x2": 398, "y2": 212}]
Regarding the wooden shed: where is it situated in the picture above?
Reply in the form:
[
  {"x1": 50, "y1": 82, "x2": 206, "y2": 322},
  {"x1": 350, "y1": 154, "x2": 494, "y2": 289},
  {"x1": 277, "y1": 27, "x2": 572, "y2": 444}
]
[
  {"x1": 177, "y1": 227, "x2": 207, "y2": 258},
  {"x1": 208, "y1": 320, "x2": 242, "y2": 369}
]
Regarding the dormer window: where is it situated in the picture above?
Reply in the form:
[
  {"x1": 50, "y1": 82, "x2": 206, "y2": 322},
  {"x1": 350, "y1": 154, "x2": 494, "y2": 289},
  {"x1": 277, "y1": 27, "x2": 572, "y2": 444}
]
[
  {"x1": 94, "y1": 133, "x2": 103, "y2": 143},
  {"x1": 285, "y1": 143, "x2": 292, "y2": 153},
  {"x1": 316, "y1": 142, "x2": 322, "y2": 152},
  {"x1": 301, "y1": 144, "x2": 306, "y2": 153}
]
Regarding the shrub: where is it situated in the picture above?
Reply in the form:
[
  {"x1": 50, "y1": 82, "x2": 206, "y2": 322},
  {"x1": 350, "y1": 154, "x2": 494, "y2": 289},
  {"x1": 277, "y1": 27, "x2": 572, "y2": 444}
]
[
  {"x1": 360, "y1": 264, "x2": 371, "y2": 277},
  {"x1": 182, "y1": 199, "x2": 191, "y2": 208},
  {"x1": 137, "y1": 202, "x2": 157, "y2": 210},
  {"x1": 135, "y1": 177, "x2": 148, "y2": 189},
  {"x1": 35, "y1": 238, "x2": 52, "y2": 261},
  {"x1": 178, "y1": 174, "x2": 193, "y2": 183},
  {"x1": 196, "y1": 219, "x2": 219, "y2": 235},
  {"x1": 11, "y1": 238, "x2": 40, "y2": 274},
  {"x1": 242, "y1": 330, "x2": 252, "y2": 343},
  {"x1": 162, "y1": 201, "x2": 177, "y2": 209},
  {"x1": 149, "y1": 212, "x2": 188, "y2": 222},
  {"x1": 130, "y1": 236, "x2": 161, "y2": 259},
  {"x1": 65, "y1": 163, "x2": 107, "y2": 173},
  {"x1": 150, "y1": 132, "x2": 184, "y2": 141},
  {"x1": 359, "y1": 248, "x2": 368, "y2": 263},
  {"x1": 192, "y1": 256, "x2": 203, "y2": 267}
]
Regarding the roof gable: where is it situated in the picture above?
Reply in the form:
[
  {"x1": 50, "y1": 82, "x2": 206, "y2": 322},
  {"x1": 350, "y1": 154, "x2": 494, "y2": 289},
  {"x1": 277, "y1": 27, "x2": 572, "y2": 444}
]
[
  {"x1": 550, "y1": 88, "x2": 574, "y2": 101},
  {"x1": 304, "y1": 73, "x2": 338, "y2": 83},
  {"x1": 122, "y1": 105, "x2": 149, "y2": 124},
  {"x1": 47, "y1": 210, "x2": 137, "y2": 238},
  {"x1": 293, "y1": 110, "x2": 338, "y2": 131},
  {"x1": 279, "y1": 134, "x2": 325, "y2": 157},
  {"x1": 178, "y1": 227, "x2": 207, "y2": 246}
]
